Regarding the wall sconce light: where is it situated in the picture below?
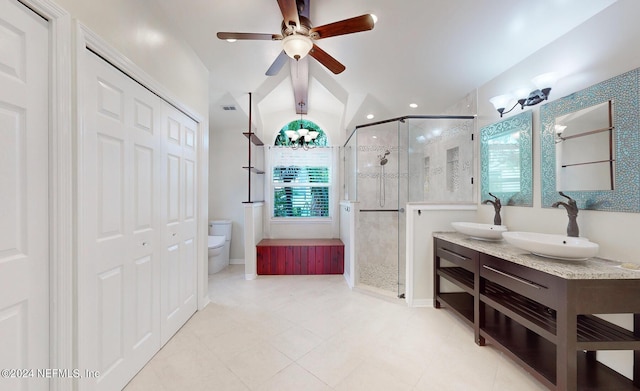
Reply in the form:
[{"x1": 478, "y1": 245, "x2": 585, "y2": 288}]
[
  {"x1": 285, "y1": 102, "x2": 318, "y2": 150},
  {"x1": 554, "y1": 124, "x2": 567, "y2": 143},
  {"x1": 490, "y1": 72, "x2": 558, "y2": 117}
]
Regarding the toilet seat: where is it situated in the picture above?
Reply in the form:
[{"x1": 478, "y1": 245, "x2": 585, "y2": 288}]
[{"x1": 208, "y1": 235, "x2": 225, "y2": 249}]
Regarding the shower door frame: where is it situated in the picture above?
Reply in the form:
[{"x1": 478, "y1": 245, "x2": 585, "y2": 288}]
[{"x1": 346, "y1": 115, "x2": 476, "y2": 299}]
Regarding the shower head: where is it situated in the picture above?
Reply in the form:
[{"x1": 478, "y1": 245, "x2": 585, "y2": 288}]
[{"x1": 378, "y1": 150, "x2": 390, "y2": 165}]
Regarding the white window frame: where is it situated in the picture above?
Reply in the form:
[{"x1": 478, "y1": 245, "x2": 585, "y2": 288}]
[{"x1": 269, "y1": 146, "x2": 334, "y2": 220}]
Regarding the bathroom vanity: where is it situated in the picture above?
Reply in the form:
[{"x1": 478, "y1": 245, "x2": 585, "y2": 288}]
[{"x1": 433, "y1": 232, "x2": 640, "y2": 391}]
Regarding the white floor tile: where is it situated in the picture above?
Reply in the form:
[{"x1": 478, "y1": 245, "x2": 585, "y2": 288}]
[
  {"x1": 126, "y1": 265, "x2": 547, "y2": 391},
  {"x1": 255, "y1": 363, "x2": 331, "y2": 391}
]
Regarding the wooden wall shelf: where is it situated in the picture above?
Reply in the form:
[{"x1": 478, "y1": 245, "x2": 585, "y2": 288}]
[
  {"x1": 243, "y1": 132, "x2": 264, "y2": 146},
  {"x1": 243, "y1": 93, "x2": 265, "y2": 203}
]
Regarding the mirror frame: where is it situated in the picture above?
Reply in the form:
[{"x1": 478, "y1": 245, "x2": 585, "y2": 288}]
[
  {"x1": 540, "y1": 68, "x2": 640, "y2": 212},
  {"x1": 481, "y1": 111, "x2": 533, "y2": 207}
]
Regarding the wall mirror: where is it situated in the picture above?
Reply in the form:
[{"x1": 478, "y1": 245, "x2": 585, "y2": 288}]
[
  {"x1": 555, "y1": 100, "x2": 614, "y2": 192},
  {"x1": 541, "y1": 68, "x2": 640, "y2": 212},
  {"x1": 481, "y1": 111, "x2": 533, "y2": 206}
]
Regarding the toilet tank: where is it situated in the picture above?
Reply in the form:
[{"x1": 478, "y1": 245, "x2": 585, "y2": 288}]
[{"x1": 209, "y1": 219, "x2": 232, "y2": 241}]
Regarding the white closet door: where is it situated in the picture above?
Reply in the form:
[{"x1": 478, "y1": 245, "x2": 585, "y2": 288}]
[
  {"x1": 78, "y1": 51, "x2": 162, "y2": 391},
  {"x1": 160, "y1": 107, "x2": 198, "y2": 344},
  {"x1": 0, "y1": 1, "x2": 49, "y2": 390}
]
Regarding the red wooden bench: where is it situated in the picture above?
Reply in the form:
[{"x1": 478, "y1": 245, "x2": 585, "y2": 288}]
[{"x1": 256, "y1": 239, "x2": 344, "y2": 275}]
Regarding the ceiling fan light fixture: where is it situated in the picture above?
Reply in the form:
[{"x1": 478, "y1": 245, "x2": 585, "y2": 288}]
[{"x1": 282, "y1": 34, "x2": 313, "y2": 60}]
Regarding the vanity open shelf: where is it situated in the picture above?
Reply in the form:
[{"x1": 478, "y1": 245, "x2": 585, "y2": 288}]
[
  {"x1": 434, "y1": 241, "x2": 476, "y2": 325},
  {"x1": 434, "y1": 233, "x2": 640, "y2": 391}
]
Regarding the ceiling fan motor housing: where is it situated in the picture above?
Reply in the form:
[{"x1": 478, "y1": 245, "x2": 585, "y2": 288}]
[{"x1": 281, "y1": 15, "x2": 313, "y2": 38}]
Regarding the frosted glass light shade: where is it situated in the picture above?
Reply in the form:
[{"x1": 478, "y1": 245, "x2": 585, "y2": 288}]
[
  {"x1": 282, "y1": 35, "x2": 313, "y2": 60},
  {"x1": 532, "y1": 72, "x2": 558, "y2": 90},
  {"x1": 490, "y1": 94, "x2": 513, "y2": 110},
  {"x1": 285, "y1": 130, "x2": 299, "y2": 141}
]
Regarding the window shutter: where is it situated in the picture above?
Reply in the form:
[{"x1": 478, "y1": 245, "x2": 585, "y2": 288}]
[{"x1": 271, "y1": 147, "x2": 332, "y2": 218}]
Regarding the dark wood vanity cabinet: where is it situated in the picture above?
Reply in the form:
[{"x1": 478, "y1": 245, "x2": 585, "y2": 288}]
[{"x1": 434, "y1": 236, "x2": 640, "y2": 391}]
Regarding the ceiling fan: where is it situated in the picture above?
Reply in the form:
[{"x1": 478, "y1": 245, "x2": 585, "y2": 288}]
[{"x1": 216, "y1": 0, "x2": 375, "y2": 76}]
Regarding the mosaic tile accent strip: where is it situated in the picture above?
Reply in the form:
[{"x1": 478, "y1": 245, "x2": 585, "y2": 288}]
[
  {"x1": 540, "y1": 68, "x2": 640, "y2": 212},
  {"x1": 357, "y1": 172, "x2": 409, "y2": 179},
  {"x1": 480, "y1": 111, "x2": 533, "y2": 207},
  {"x1": 357, "y1": 145, "x2": 405, "y2": 153}
]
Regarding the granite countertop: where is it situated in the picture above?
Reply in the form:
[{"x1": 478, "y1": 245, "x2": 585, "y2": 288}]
[{"x1": 433, "y1": 232, "x2": 640, "y2": 280}]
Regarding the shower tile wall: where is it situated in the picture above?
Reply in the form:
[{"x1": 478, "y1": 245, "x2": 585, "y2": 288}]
[
  {"x1": 408, "y1": 119, "x2": 474, "y2": 203},
  {"x1": 356, "y1": 123, "x2": 402, "y2": 210}
]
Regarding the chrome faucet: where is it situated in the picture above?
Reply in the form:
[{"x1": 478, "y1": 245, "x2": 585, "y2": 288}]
[
  {"x1": 552, "y1": 191, "x2": 579, "y2": 237},
  {"x1": 482, "y1": 192, "x2": 502, "y2": 226}
]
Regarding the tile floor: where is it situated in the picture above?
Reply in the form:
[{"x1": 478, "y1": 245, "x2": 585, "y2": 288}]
[{"x1": 124, "y1": 265, "x2": 547, "y2": 390}]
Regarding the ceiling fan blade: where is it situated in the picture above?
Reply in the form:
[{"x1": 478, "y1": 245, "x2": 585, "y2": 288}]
[
  {"x1": 217, "y1": 32, "x2": 282, "y2": 41},
  {"x1": 309, "y1": 14, "x2": 374, "y2": 40},
  {"x1": 308, "y1": 44, "x2": 345, "y2": 74},
  {"x1": 277, "y1": 0, "x2": 300, "y2": 30},
  {"x1": 266, "y1": 51, "x2": 289, "y2": 76}
]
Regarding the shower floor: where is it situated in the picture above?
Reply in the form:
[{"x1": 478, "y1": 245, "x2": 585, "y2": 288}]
[
  {"x1": 356, "y1": 211, "x2": 399, "y2": 297},
  {"x1": 357, "y1": 261, "x2": 398, "y2": 295}
]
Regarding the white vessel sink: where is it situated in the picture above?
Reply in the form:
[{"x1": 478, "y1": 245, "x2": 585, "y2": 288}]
[
  {"x1": 502, "y1": 231, "x2": 599, "y2": 261},
  {"x1": 451, "y1": 222, "x2": 508, "y2": 240}
]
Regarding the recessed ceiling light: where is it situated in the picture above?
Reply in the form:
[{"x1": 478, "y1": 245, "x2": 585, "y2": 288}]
[
  {"x1": 226, "y1": 38, "x2": 237, "y2": 43},
  {"x1": 366, "y1": 114, "x2": 374, "y2": 119},
  {"x1": 409, "y1": 103, "x2": 418, "y2": 108}
]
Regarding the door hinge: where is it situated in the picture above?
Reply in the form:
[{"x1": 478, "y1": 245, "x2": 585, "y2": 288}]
[{"x1": 471, "y1": 177, "x2": 474, "y2": 184}]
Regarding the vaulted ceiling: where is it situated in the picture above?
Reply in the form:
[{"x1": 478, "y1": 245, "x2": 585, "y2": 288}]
[{"x1": 155, "y1": 0, "x2": 617, "y2": 136}]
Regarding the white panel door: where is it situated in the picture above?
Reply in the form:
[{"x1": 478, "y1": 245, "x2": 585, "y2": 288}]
[
  {"x1": 0, "y1": 1, "x2": 49, "y2": 390},
  {"x1": 78, "y1": 51, "x2": 162, "y2": 391},
  {"x1": 160, "y1": 108, "x2": 198, "y2": 344}
]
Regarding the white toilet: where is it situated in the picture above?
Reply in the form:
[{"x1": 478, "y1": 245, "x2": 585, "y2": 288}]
[{"x1": 208, "y1": 219, "x2": 232, "y2": 274}]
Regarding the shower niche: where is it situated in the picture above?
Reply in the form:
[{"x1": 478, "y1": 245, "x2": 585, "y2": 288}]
[{"x1": 343, "y1": 116, "x2": 475, "y2": 298}]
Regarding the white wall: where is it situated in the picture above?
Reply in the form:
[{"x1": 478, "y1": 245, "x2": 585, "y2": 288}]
[
  {"x1": 57, "y1": 0, "x2": 208, "y2": 115},
  {"x1": 209, "y1": 122, "x2": 251, "y2": 261},
  {"x1": 407, "y1": 205, "x2": 477, "y2": 306},
  {"x1": 243, "y1": 202, "x2": 264, "y2": 280},
  {"x1": 475, "y1": 0, "x2": 640, "y2": 379},
  {"x1": 339, "y1": 201, "x2": 357, "y2": 288}
]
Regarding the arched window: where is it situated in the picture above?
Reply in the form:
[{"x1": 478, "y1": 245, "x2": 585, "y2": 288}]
[
  {"x1": 271, "y1": 119, "x2": 332, "y2": 218},
  {"x1": 274, "y1": 119, "x2": 328, "y2": 147}
]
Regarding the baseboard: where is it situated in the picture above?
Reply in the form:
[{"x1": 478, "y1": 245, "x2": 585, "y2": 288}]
[
  {"x1": 230, "y1": 258, "x2": 245, "y2": 265},
  {"x1": 343, "y1": 273, "x2": 354, "y2": 289},
  {"x1": 199, "y1": 295, "x2": 211, "y2": 310},
  {"x1": 410, "y1": 299, "x2": 434, "y2": 308}
]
